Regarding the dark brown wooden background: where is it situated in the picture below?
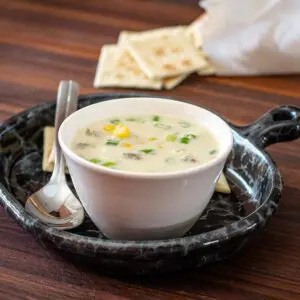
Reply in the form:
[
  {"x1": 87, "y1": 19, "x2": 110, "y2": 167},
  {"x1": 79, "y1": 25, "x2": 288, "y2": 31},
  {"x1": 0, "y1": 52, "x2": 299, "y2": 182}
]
[{"x1": 1, "y1": 1, "x2": 300, "y2": 299}]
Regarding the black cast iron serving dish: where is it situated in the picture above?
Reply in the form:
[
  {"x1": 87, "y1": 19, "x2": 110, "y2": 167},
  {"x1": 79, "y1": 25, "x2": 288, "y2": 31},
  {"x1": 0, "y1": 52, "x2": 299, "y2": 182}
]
[{"x1": 0, "y1": 93, "x2": 300, "y2": 275}]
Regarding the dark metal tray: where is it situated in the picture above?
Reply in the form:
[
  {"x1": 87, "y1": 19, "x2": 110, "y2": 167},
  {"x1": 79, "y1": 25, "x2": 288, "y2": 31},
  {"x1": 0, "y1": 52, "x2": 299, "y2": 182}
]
[{"x1": 1, "y1": 93, "x2": 299, "y2": 275}]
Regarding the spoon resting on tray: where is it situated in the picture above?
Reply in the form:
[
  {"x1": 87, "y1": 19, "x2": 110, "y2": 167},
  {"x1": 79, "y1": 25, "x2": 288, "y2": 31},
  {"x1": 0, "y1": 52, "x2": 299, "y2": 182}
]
[{"x1": 25, "y1": 80, "x2": 85, "y2": 230}]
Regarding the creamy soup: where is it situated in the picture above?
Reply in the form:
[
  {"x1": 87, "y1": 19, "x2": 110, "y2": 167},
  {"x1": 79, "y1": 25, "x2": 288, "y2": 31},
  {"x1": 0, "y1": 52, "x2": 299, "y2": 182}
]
[{"x1": 71, "y1": 115, "x2": 219, "y2": 173}]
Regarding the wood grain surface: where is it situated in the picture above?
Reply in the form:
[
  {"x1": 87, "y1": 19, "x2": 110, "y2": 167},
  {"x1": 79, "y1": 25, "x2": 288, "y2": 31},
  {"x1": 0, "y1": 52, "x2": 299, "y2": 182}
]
[{"x1": 1, "y1": 0, "x2": 300, "y2": 299}]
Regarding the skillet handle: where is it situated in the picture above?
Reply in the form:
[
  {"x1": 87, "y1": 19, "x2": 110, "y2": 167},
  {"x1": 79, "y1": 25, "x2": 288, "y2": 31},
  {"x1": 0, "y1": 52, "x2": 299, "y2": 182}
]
[{"x1": 237, "y1": 105, "x2": 300, "y2": 148}]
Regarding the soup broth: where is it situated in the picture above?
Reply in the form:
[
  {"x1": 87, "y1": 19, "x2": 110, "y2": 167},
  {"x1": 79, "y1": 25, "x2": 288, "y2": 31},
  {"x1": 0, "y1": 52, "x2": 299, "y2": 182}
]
[{"x1": 71, "y1": 115, "x2": 219, "y2": 173}]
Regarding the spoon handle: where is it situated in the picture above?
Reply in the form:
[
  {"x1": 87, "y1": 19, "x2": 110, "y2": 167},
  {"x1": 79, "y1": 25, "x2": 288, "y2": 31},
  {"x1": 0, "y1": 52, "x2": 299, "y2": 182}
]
[
  {"x1": 51, "y1": 81, "x2": 79, "y2": 182},
  {"x1": 57, "y1": 81, "x2": 79, "y2": 181}
]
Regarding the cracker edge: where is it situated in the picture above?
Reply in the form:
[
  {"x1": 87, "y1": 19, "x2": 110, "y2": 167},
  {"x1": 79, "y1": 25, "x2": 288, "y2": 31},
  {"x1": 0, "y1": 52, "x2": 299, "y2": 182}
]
[
  {"x1": 197, "y1": 65, "x2": 216, "y2": 76},
  {"x1": 93, "y1": 44, "x2": 117, "y2": 88},
  {"x1": 163, "y1": 73, "x2": 190, "y2": 90},
  {"x1": 118, "y1": 26, "x2": 188, "y2": 44}
]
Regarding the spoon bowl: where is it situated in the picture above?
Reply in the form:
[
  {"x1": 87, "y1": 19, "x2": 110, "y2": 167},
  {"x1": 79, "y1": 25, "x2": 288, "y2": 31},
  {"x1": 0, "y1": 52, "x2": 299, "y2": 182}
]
[{"x1": 25, "y1": 80, "x2": 84, "y2": 230}]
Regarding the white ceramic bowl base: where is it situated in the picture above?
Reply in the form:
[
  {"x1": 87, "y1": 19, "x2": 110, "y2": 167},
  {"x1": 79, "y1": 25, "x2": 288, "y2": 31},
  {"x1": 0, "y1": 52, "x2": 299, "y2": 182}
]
[{"x1": 59, "y1": 97, "x2": 233, "y2": 240}]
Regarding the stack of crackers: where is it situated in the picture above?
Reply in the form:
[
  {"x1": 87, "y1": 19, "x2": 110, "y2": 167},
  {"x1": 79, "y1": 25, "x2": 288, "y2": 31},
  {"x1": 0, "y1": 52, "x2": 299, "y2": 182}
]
[{"x1": 93, "y1": 17, "x2": 215, "y2": 90}]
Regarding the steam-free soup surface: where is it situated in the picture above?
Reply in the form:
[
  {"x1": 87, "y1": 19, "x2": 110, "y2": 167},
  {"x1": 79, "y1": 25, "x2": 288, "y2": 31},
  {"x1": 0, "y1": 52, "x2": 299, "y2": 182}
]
[{"x1": 71, "y1": 115, "x2": 219, "y2": 173}]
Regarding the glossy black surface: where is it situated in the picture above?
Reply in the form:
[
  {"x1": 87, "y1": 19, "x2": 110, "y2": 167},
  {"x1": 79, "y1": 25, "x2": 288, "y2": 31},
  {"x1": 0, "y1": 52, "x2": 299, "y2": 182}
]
[{"x1": 1, "y1": 94, "x2": 300, "y2": 275}]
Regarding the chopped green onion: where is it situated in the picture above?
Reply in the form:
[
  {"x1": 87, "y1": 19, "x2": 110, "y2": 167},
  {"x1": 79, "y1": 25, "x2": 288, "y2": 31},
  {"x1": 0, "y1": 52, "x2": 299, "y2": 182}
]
[
  {"x1": 209, "y1": 149, "x2": 217, "y2": 155},
  {"x1": 109, "y1": 118, "x2": 120, "y2": 124},
  {"x1": 89, "y1": 159, "x2": 116, "y2": 168},
  {"x1": 152, "y1": 115, "x2": 160, "y2": 122},
  {"x1": 126, "y1": 117, "x2": 136, "y2": 121},
  {"x1": 179, "y1": 133, "x2": 197, "y2": 144},
  {"x1": 140, "y1": 149, "x2": 155, "y2": 154},
  {"x1": 126, "y1": 117, "x2": 144, "y2": 123},
  {"x1": 148, "y1": 137, "x2": 157, "y2": 141},
  {"x1": 106, "y1": 139, "x2": 120, "y2": 146},
  {"x1": 180, "y1": 136, "x2": 190, "y2": 144},
  {"x1": 166, "y1": 134, "x2": 177, "y2": 142},
  {"x1": 89, "y1": 158, "x2": 102, "y2": 164},
  {"x1": 102, "y1": 161, "x2": 117, "y2": 167}
]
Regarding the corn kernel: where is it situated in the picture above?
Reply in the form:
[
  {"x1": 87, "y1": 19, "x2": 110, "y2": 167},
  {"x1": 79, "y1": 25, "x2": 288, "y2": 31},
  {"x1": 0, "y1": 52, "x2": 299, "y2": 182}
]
[
  {"x1": 114, "y1": 124, "x2": 130, "y2": 138},
  {"x1": 103, "y1": 124, "x2": 116, "y2": 132},
  {"x1": 121, "y1": 143, "x2": 132, "y2": 148}
]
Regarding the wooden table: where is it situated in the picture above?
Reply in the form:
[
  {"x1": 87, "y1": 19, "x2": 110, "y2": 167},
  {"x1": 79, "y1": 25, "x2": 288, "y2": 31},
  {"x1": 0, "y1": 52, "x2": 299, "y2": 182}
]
[{"x1": 1, "y1": 1, "x2": 300, "y2": 299}]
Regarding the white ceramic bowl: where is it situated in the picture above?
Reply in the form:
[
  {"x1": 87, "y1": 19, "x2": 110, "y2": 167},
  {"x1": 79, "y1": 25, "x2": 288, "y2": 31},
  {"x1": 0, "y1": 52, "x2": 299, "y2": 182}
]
[{"x1": 58, "y1": 97, "x2": 233, "y2": 240}]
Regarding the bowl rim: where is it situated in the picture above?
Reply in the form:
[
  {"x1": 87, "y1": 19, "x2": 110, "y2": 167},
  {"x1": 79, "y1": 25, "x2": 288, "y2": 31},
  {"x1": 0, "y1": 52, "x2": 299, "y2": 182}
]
[{"x1": 58, "y1": 97, "x2": 233, "y2": 179}]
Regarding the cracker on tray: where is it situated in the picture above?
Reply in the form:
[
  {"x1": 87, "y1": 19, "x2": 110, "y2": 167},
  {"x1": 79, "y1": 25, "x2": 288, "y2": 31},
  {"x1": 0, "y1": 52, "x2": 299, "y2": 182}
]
[
  {"x1": 42, "y1": 126, "x2": 55, "y2": 172},
  {"x1": 215, "y1": 172, "x2": 231, "y2": 194},
  {"x1": 42, "y1": 127, "x2": 70, "y2": 173}
]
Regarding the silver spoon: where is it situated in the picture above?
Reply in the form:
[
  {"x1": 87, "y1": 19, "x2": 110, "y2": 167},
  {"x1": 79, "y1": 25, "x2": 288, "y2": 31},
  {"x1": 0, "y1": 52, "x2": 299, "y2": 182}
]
[{"x1": 25, "y1": 80, "x2": 85, "y2": 230}]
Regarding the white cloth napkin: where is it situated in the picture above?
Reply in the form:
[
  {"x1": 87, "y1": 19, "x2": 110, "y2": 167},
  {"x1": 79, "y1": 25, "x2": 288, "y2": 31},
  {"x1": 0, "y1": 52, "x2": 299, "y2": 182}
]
[{"x1": 198, "y1": 0, "x2": 300, "y2": 75}]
